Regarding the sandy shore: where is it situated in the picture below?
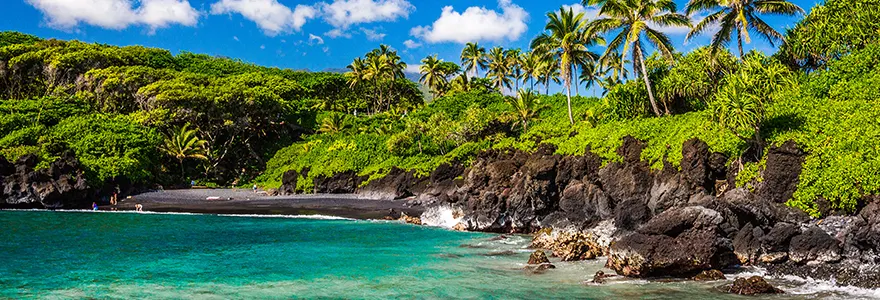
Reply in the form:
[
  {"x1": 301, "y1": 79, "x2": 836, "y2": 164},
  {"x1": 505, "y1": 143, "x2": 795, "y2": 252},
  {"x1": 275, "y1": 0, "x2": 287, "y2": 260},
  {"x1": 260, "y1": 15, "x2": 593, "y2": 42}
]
[{"x1": 104, "y1": 189, "x2": 423, "y2": 219}]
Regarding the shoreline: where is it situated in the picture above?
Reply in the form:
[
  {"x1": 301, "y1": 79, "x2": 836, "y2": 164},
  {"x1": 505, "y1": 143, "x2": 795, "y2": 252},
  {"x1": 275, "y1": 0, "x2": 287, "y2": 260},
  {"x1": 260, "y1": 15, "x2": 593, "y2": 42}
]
[{"x1": 96, "y1": 189, "x2": 423, "y2": 220}]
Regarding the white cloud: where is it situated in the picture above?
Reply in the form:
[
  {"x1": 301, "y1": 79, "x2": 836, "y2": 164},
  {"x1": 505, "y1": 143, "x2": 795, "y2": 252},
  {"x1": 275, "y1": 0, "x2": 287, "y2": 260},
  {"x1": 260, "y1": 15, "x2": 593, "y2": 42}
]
[
  {"x1": 26, "y1": 0, "x2": 199, "y2": 31},
  {"x1": 561, "y1": 3, "x2": 599, "y2": 21},
  {"x1": 410, "y1": 0, "x2": 528, "y2": 44},
  {"x1": 309, "y1": 33, "x2": 325, "y2": 45},
  {"x1": 322, "y1": 46, "x2": 330, "y2": 53},
  {"x1": 360, "y1": 27, "x2": 386, "y2": 41},
  {"x1": 210, "y1": 0, "x2": 317, "y2": 36},
  {"x1": 233, "y1": 36, "x2": 239, "y2": 41},
  {"x1": 320, "y1": 0, "x2": 414, "y2": 29},
  {"x1": 403, "y1": 39, "x2": 421, "y2": 49},
  {"x1": 324, "y1": 28, "x2": 351, "y2": 38},
  {"x1": 405, "y1": 64, "x2": 421, "y2": 74}
]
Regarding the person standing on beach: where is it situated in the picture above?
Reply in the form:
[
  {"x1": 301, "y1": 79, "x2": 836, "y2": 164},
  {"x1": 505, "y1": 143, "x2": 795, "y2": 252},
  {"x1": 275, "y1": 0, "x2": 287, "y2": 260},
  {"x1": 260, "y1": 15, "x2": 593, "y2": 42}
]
[
  {"x1": 92, "y1": 202, "x2": 98, "y2": 211},
  {"x1": 253, "y1": 184, "x2": 258, "y2": 193}
]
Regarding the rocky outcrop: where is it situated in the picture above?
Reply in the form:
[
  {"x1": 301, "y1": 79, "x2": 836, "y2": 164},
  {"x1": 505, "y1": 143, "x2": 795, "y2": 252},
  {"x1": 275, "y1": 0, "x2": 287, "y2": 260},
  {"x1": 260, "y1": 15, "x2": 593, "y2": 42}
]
[
  {"x1": 693, "y1": 269, "x2": 725, "y2": 281},
  {"x1": 302, "y1": 135, "x2": 880, "y2": 288},
  {"x1": 606, "y1": 206, "x2": 736, "y2": 277},
  {"x1": 313, "y1": 171, "x2": 365, "y2": 194},
  {"x1": 756, "y1": 141, "x2": 806, "y2": 204},
  {"x1": 530, "y1": 229, "x2": 603, "y2": 261},
  {"x1": 278, "y1": 169, "x2": 298, "y2": 195},
  {"x1": 728, "y1": 276, "x2": 783, "y2": 295},
  {"x1": 1, "y1": 153, "x2": 93, "y2": 209}
]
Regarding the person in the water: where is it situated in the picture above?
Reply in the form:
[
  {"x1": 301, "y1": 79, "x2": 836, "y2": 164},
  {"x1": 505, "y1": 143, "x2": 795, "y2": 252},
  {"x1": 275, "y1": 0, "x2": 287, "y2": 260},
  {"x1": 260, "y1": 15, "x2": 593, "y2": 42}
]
[{"x1": 92, "y1": 202, "x2": 98, "y2": 211}]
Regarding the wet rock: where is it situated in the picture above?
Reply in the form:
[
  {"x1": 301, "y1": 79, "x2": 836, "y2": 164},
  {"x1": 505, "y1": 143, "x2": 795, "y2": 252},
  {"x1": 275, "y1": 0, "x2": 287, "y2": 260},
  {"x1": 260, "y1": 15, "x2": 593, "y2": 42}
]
[
  {"x1": 591, "y1": 270, "x2": 615, "y2": 284},
  {"x1": 527, "y1": 250, "x2": 551, "y2": 265},
  {"x1": 733, "y1": 223, "x2": 764, "y2": 264},
  {"x1": 607, "y1": 228, "x2": 733, "y2": 277},
  {"x1": 761, "y1": 222, "x2": 799, "y2": 253},
  {"x1": 756, "y1": 141, "x2": 806, "y2": 204},
  {"x1": 398, "y1": 213, "x2": 422, "y2": 225},
  {"x1": 766, "y1": 262, "x2": 880, "y2": 289},
  {"x1": 693, "y1": 269, "x2": 726, "y2": 281},
  {"x1": 789, "y1": 227, "x2": 841, "y2": 264},
  {"x1": 728, "y1": 276, "x2": 783, "y2": 295},
  {"x1": 531, "y1": 229, "x2": 603, "y2": 261}
]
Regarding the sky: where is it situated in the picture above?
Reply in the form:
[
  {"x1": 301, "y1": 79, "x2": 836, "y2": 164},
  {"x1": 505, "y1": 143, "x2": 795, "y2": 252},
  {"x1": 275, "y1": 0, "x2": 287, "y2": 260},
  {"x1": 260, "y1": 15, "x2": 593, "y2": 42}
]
[{"x1": 0, "y1": 0, "x2": 820, "y2": 92}]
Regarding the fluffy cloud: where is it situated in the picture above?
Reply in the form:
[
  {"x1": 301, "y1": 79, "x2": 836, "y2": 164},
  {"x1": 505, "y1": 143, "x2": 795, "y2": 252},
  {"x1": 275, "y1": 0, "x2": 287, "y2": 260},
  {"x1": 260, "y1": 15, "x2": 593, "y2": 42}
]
[
  {"x1": 560, "y1": 3, "x2": 599, "y2": 21},
  {"x1": 320, "y1": 0, "x2": 414, "y2": 29},
  {"x1": 324, "y1": 28, "x2": 351, "y2": 38},
  {"x1": 210, "y1": 0, "x2": 317, "y2": 35},
  {"x1": 403, "y1": 39, "x2": 421, "y2": 49},
  {"x1": 26, "y1": 0, "x2": 198, "y2": 30},
  {"x1": 410, "y1": 0, "x2": 528, "y2": 44},
  {"x1": 308, "y1": 34, "x2": 325, "y2": 45},
  {"x1": 360, "y1": 28, "x2": 386, "y2": 41},
  {"x1": 404, "y1": 64, "x2": 421, "y2": 74}
]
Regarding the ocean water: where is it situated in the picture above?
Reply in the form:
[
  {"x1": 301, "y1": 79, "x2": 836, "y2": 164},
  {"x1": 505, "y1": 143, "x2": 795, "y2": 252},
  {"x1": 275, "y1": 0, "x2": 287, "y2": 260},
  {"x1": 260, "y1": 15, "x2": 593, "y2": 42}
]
[{"x1": 1, "y1": 210, "x2": 877, "y2": 299}]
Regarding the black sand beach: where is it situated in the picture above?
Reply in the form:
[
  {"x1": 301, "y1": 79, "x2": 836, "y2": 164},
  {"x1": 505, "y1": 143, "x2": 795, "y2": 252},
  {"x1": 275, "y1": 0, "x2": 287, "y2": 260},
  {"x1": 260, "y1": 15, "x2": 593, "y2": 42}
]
[{"x1": 107, "y1": 189, "x2": 423, "y2": 219}]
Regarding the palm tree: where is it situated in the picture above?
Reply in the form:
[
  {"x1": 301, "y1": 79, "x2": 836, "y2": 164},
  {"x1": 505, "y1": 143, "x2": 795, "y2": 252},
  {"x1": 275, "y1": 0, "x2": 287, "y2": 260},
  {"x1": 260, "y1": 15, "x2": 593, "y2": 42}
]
[
  {"x1": 505, "y1": 48, "x2": 523, "y2": 91},
  {"x1": 579, "y1": 60, "x2": 600, "y2": 97},
  {"x1": 318, "y1": 113, "x2": 348, "y2": 134},
  {"x1": 419, "y1": 55, "x2": 448, "y2": 99},
  {"x1": 537, "y1": 56, "x2": 561, "y2": 95},
  {"x1": 449, "y1": 73, "x2": 471, "y2": 93},
  {"x1": 487, "y1": 47, "x2": 513, "y2": 93},
  {"x1": 591, "y1": 0, "x2": 691, "y2": 116},
  {"x1": 345, "y1": 57, "x2": 367, "y2": 89},
  {"x1": 519, "y1": 51, "x2": 541, "y2": 89},
  {"x1": 531, "y1": 7, "x2": 603, "y2": 124},
  {"x1": 159, "y1": 124, "x2": 208, "y2": 179},
  {"x1": 510, "y1": 89, "x2": 543, "y2": 131},
  {"x1": 685, "y1": 0, "x2": 803, "y2": 58},
  {"x1": 461, "y1": 42, "x2": 488, "y2": 78}
]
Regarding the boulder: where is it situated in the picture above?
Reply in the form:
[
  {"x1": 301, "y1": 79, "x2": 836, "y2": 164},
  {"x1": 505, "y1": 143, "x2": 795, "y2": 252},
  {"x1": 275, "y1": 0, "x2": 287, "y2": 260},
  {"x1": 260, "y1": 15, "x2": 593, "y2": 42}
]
[
  {"x1": 756, "y1": 141, "x2": 805, "y2": 204},
  {"x1": 527, "y1": 250, "x2": 551, "y2": 265},
  {"x1": 789, "y1": 227, "x2": 841, "y2": 264},
  {"x1": 693, "y1": 269, "x2": 726, "y2": 281},
  {"x1": 728, "y1": 276, "x2": 783, "y2": 295},
  {"x1": 591, "y1": 270, "x2": 615, "y2": 284},
  {"x1": 607, "y1": 206, "x2": 736, "y2": 277},
  {"x1": 278, "y1": 169, "x2": 298, "y2": 195},
  {"x1": 732, "y1": 223, "x2": 764, "y2": 264},
  {"x1": 531, "y1": 229, "x2": 603, "y2": 261}
]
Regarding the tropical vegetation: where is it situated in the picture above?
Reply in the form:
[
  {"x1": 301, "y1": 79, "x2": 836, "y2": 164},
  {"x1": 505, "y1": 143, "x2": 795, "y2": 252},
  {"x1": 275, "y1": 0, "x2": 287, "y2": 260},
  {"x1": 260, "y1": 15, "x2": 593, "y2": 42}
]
[{"x1": 2, "y1": 0, "x2": 879, "y2": 217}]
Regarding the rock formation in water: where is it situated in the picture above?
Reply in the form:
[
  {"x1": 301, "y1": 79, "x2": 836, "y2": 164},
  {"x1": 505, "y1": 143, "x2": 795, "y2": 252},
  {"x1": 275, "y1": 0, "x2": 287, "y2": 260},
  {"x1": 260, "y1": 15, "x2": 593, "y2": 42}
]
[{"x1": 302, "y1": 135, "x2": 880, "y2": 288}]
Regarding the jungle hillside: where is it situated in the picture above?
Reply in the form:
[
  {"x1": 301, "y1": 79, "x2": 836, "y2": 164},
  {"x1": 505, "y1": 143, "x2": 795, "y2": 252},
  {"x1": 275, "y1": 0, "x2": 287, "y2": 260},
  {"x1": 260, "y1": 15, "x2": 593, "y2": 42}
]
[{"x1": 0, "y1": 0, "x2": 878, "y2": 217}]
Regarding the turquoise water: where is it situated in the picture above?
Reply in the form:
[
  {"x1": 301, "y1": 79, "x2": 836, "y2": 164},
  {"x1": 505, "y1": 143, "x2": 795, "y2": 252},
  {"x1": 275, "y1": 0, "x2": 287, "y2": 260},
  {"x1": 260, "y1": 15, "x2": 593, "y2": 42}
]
[{"x1": 0, "y1": 210, "x2": 875, "y2": 299}]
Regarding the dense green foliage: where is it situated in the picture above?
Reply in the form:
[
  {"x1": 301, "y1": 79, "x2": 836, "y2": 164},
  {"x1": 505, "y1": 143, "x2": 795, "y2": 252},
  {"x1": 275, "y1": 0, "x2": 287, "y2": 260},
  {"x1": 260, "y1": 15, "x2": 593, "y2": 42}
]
[
  {"x1": 259, "y1": 0, "x2": 880, "y2": 218},
  {"x1": 779, "y1": 0, "x2": 880, "y2": 70},
  {"x1": 0, "y1": 33, "x2": 421, "y2": 186},
  {"x1": 0, "y1": 0, "x2": 877, "y2": 218}
]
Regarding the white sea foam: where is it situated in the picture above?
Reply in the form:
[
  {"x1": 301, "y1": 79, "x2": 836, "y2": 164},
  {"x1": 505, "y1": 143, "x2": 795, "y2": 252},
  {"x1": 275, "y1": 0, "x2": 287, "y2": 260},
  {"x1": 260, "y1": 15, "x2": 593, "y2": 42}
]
[
  {"x1": 725, "y1": 266, "x2": 880, "y2": 299},
  {"x1": 1, "y1": 209, "x2": 353, "y2": 220},
  {"x1": 420, "y1": 205, "x2": 464, "y2": 229}
]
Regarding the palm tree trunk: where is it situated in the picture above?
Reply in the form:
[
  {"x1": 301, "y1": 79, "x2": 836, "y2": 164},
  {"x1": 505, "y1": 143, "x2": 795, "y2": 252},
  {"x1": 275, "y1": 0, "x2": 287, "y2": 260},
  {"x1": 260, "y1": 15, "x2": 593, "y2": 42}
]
[
  {"x1": 574, "y1": 65, "x2": 579, "y2": 96},
  {"x1": 565, "y1": 69, "x2": 574, "y2": 125},
  {"x1": 736, "y1": 26, "x2": 745, "y2": 58},
  {"x1": 636, "y1": 43, "x2": 662, "y2": 117},
  {"x1": 179, "y1": 158, "x2": 185, "y2": 181}
]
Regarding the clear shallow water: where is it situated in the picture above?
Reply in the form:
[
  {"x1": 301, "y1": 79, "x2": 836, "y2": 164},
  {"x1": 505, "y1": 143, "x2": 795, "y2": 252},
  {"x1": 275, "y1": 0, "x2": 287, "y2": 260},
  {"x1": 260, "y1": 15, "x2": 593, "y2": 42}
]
[{"x1": 1, "y1": 210, "x2": 877, "y2": 299}]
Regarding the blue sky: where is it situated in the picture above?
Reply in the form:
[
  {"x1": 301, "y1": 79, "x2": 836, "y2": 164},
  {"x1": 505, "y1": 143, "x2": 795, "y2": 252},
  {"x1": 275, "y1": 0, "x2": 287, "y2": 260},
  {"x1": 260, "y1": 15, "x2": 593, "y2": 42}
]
[{"x1": 1, "y1": 0, "x2": 819, "y2": 90}]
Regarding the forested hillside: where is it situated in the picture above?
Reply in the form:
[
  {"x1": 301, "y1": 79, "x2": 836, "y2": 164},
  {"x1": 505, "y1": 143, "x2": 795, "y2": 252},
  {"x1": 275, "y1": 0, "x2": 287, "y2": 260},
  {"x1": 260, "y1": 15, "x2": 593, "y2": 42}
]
[
  {"x1": 1, "y1": 0, "x2": 878, "y2": 216},
  {"x1": 0, "y1": 31, "x2": 420, "y2": 187}
]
